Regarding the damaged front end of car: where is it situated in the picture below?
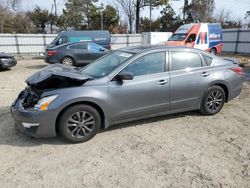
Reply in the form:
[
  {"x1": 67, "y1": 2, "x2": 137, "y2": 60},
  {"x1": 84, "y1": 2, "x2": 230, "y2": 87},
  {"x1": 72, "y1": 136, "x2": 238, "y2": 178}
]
[{"x1": 17, "y1": 64, "x2": 91, "y2": 110}]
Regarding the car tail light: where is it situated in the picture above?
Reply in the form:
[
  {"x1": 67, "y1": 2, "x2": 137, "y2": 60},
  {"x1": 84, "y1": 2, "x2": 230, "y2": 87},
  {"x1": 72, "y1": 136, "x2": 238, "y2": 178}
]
[
  {"x1": 230, "y1": 67, "x2": 243, "y2": 77},
  {"x1": 47, "y1": 50, "x2": 57, "y2": 56}
]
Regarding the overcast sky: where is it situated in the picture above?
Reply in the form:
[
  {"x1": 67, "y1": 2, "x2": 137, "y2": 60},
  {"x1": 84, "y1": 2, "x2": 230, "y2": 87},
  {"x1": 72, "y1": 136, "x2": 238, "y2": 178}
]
[{"x1": 20, "y1": 0, "x2": 250, "y2": 21}]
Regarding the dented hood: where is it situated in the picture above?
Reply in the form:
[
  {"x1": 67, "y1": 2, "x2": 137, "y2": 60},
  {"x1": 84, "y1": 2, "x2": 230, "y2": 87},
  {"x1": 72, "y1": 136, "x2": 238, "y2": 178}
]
[{"x1": 26, "y1": 64, "x2": 90, "y2": 85}]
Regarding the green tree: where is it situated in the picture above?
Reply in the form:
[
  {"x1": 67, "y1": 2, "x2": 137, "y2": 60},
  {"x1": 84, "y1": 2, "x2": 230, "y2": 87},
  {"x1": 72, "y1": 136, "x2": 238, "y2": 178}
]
[
  {"x1": 103, "y1": 5, "x2": 119, "y2": 32},
  {"x1": 140, "y1": 17, "x2": 161, "y2": 32},
  {"x1": 185, "y1": 0, "x2": 215, "y2": 22},
  {"x1": 85, "y1": 4, "x2": 119, "y2": 32},
  {"x1": 27, "y1": 6, "x2": 50, "y2": 33},
  {"x1": 160, "y1": 4, "x2": 182, "y2": 32},
  {"x1": 135, "y1": 0, "x2": 168, "y2": 33},
  {"x1": 62, "y1": 0, "x2": 98, "y2": 30}
]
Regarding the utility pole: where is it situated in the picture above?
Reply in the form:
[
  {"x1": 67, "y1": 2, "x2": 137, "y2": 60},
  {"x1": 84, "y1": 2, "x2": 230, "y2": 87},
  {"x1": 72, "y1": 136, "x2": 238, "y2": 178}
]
[
  {"x1": 170, "y1": 0, "x2": 188, "y2": 23},
  {"x1": 183, "y1": 0, "x2": 188, "y2": 22},
  {"x1": 101, "y1": 11, "x2": 103, "y2": 30},
  {"x1": 54, "y1": 0, "x2": 57, "y2": 17},
  {"x1": 149, "y1": 2, "x2": 152, "y2": 32},
  {"x1": 99, "y1": 3, "x2": 104, "y2": 30}
]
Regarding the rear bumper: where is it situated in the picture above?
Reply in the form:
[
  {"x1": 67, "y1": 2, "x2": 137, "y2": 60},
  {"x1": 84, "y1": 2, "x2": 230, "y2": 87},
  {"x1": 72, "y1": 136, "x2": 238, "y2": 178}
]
[
  {"x1": 228, "y1": 78, "x2": 243, "y2": 101},
  {"x1": 0, "y1": 58, "x2": 17, "y2": 68},
  {"x1": 10, "y1": 99, "x2": 57, "y2": 138},
  {"x1": 44, "y1": 57, "x2": 59, "y2": 64}
]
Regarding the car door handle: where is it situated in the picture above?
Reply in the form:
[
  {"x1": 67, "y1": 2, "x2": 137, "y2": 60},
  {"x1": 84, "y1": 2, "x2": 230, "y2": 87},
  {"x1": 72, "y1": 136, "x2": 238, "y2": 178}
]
[
  {"x1": 201, "y1": 72, "x2": 210, "y2": 77},
  {"x1": 157, "y1": 79, "x2": 168, "y2": 85}
]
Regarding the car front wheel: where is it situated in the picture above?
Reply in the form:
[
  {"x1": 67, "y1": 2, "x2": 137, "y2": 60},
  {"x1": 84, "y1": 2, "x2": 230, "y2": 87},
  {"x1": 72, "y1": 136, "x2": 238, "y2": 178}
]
[
  {"x1": 59, "y1": 104, "x2": 101, "y2": 143},
  {"x1": 200, "y1": 86, "x2": 225, "y2": 115}
]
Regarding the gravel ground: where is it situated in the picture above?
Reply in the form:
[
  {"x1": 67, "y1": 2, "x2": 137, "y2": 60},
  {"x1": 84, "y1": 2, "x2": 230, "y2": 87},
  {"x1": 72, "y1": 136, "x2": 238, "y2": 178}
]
[{"x1": 0, "y1": 60, "x2": 249, "y2": 187}]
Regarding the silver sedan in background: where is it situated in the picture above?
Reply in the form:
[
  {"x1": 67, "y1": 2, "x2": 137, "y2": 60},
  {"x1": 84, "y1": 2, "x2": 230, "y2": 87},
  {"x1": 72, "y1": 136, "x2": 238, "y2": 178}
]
[{"x1": 11, "y1": 46, "x2": 243, "y2": 143}]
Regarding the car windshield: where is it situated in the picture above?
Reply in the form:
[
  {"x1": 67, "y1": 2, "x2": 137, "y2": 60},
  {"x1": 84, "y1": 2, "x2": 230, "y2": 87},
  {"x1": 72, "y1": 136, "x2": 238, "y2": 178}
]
[
  {"x1": 168, "y1": 33, "x2": 187, "y2": 41},
  {"x1": 80, "y1": 51, "x2": 134, "y2": 78}
]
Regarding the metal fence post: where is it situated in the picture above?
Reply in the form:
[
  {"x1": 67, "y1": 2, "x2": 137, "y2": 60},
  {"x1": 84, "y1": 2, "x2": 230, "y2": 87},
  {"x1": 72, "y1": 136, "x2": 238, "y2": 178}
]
[
  {"x1": 43, "y1": 34, "x2": 47, "y2": 51},
  {"x1": 234, "y1": 28, "x2": 240, "y2": 54},
  {"x1": 127, "y1": 35, "x2": 129, "y2": 47},
  {"x1": 14, "y1": 34, "x2": 20, "y2": 54}
]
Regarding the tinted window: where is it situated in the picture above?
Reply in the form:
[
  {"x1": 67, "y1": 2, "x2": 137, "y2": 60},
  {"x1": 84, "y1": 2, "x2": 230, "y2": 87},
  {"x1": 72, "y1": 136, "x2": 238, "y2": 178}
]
[
  {"x1": 168, "y1": 34, "x2": 187, "y2": 41},
  {"x1": 56, "y1": 36, "x2": 67, "y2": 45},
  {"x1": 122, "y1": 52, "x2": 166, "y2": 77},
  {"x1": 89, "y1": 43, "x2": 104, "y2": 52},
  {"x1": 69, "y1": 44, "x2": 87, "y2": 50},
  {"x1": 203, "y1": 55, "x2": 213, "y2": 65},
  {"x1": 187, "y1": 34, "x2": 196, "y2": 43},
  {"x1": 171, "y1": 52, "x2": 202, "y2": 71}
]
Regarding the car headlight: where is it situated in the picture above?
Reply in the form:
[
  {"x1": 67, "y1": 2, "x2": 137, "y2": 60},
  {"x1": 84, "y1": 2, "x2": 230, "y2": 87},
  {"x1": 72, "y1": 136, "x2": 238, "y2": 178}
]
[{"x1": 34, "y1": 95, "x2": 58, "y2": 111}]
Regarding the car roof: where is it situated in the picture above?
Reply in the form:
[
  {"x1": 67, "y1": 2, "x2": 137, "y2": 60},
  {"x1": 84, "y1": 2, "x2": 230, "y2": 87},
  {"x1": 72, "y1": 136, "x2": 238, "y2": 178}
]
[
  {"x1": 51, "y1": 41, "x2": 101, "y2": 49},
  {"x1": 118, "y1": 45, "x2": 198, "y2": 54}
]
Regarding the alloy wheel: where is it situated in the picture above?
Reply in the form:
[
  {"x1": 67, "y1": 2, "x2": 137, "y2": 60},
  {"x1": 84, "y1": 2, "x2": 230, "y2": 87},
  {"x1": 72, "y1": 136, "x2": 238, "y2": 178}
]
[
  {"x1": 206, "y1": 90, "x2": 223, "y2": 112},
  {"x1": 66, "y1": 111, "x2": 95, "y2": 139}
]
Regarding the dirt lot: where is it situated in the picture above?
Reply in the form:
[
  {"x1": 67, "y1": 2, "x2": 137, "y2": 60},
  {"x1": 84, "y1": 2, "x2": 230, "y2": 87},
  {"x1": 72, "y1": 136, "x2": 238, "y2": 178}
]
[{"x1": 0, "y1": 59, "x2": 249, "y2": 187}]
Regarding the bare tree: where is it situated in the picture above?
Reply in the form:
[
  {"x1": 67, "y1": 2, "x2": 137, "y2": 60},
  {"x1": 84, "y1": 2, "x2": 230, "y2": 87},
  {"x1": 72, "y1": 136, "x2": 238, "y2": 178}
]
[
  {"x1": 0, "y1": 0, "x2": 21, "y2": 32},
  {"x1": 114, "y1": 0, "x2": 135, "y2": 33},
  {"x1": 214, "y1": 8, "x2": 231, "y2": 24}
]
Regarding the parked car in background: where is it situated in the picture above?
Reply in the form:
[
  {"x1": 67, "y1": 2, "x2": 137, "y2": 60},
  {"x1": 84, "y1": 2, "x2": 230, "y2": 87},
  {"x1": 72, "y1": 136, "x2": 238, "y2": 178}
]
[
  {"x1": 11, "y1": 45, "x2": 242, "y2": 143},
  {"x1": 45, "y1": 42, "x2": 109, "y2": 66},
  {"x1": 0, "y1": 52, "x2": 17, "y2": 69},
  {"x1": 48, "y1": 30, "x2": 111, "y2": 50},
  {"x1": 166, "y1": 23, "x2": 223, "y2": 55}
]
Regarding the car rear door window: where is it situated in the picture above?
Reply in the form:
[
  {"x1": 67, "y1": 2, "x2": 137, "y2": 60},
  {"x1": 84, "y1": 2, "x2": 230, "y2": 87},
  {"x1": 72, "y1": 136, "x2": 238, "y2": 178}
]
[
  {"x1": 89, "y1": 43, "x2": 103, "y2": 52},
  {"x1": 171, "y1": 51, "x2": 202, "y2": 71},
  {"x1": 69, "y1": 44, "x2": 87, "y2": 50},
  {"x1": 122, "y1": 52, "x2": 166, "y2": 77}
]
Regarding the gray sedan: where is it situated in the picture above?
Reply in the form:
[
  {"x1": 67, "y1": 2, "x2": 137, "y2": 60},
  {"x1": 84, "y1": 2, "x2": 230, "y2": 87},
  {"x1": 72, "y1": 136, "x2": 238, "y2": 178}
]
[
  {"x1": 0, "y1": 53, "x2": 17, "y2": 69},
  {"x1": 44, "y1": 42, "x2": 108, "y2": 66},
  {"x1": 11, "y1": 46, "x2": 243, "y2": 143}
]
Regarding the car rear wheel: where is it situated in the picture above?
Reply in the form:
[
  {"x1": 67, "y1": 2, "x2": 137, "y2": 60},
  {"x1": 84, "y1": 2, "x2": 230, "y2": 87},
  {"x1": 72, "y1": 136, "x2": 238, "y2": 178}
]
[
  {"x1": 200, "y1": 86, "x2": 225, "y2": 115},
  {"x1": 62, "y1": 57, "x2": 74, "y2": 66},
  {"x1": 59, "y1": 104, "x2": 101, "y2": 143}
]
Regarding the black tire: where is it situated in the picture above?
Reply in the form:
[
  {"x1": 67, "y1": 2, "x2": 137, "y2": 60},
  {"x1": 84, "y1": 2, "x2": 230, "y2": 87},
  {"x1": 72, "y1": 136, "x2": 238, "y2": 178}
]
[
  {"x1": 210, "y1": 48, "x2": 217, "y2": 55},
  {"x1": 200, "y1": 86, "x2": 225, "y2": 116},
  {"x1": 59, "y1": 104, "x2": 101, "y2": 143},
  {"x1": 61, "y1": 56, "x2": 74, "y2": 66}
]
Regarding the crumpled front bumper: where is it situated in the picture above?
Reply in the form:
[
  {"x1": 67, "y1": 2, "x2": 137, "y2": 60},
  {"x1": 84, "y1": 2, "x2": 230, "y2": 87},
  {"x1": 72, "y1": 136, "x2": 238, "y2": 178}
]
[
  {"x1": 0, "y1": 58, "x2": 17, "y2": 68},
  {"x1": 10, "y1": 98, "x2": 57, "y2": 138}
]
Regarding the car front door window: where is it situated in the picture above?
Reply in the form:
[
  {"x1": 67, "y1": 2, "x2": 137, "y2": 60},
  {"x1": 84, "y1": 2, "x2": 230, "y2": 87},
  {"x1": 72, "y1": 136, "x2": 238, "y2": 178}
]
[{"x1": 122, "y1": 52, "x2": 166, "y2": 77}]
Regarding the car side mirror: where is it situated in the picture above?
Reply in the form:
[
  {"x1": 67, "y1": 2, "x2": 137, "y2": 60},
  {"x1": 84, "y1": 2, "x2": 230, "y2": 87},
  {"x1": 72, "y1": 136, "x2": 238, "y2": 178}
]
[
  {"x1": 116, "y1": 72, "x2": 134, "y2": 80},
  {"x1": 99, "y1": 48, "x2": 105, "y2": 52}
]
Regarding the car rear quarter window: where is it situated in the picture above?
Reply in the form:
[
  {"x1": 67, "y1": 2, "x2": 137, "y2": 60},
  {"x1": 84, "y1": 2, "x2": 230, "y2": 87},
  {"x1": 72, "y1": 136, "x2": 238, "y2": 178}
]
[
  {"x1": 202, "y1": 55, "x2": 213, "y2": 66},
  {"x1": 122, "y1": 52, "x2": 166, "y2": 77},
  {"x1": 171, "y1": 51, "x2": 202, "y2": 71}
]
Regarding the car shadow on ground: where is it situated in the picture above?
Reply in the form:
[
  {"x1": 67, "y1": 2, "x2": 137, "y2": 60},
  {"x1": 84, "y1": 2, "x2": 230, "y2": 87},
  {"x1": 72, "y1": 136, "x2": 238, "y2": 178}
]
[
  {"x1": 0, "y1": 105, "x2": 202, "y2": 147},
  {"x1": 0, "y1": 68, "x2": 11, "y2": 72},
  {"x1": 25, "y1": 64, "x2": 47, "y2": 69}
]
